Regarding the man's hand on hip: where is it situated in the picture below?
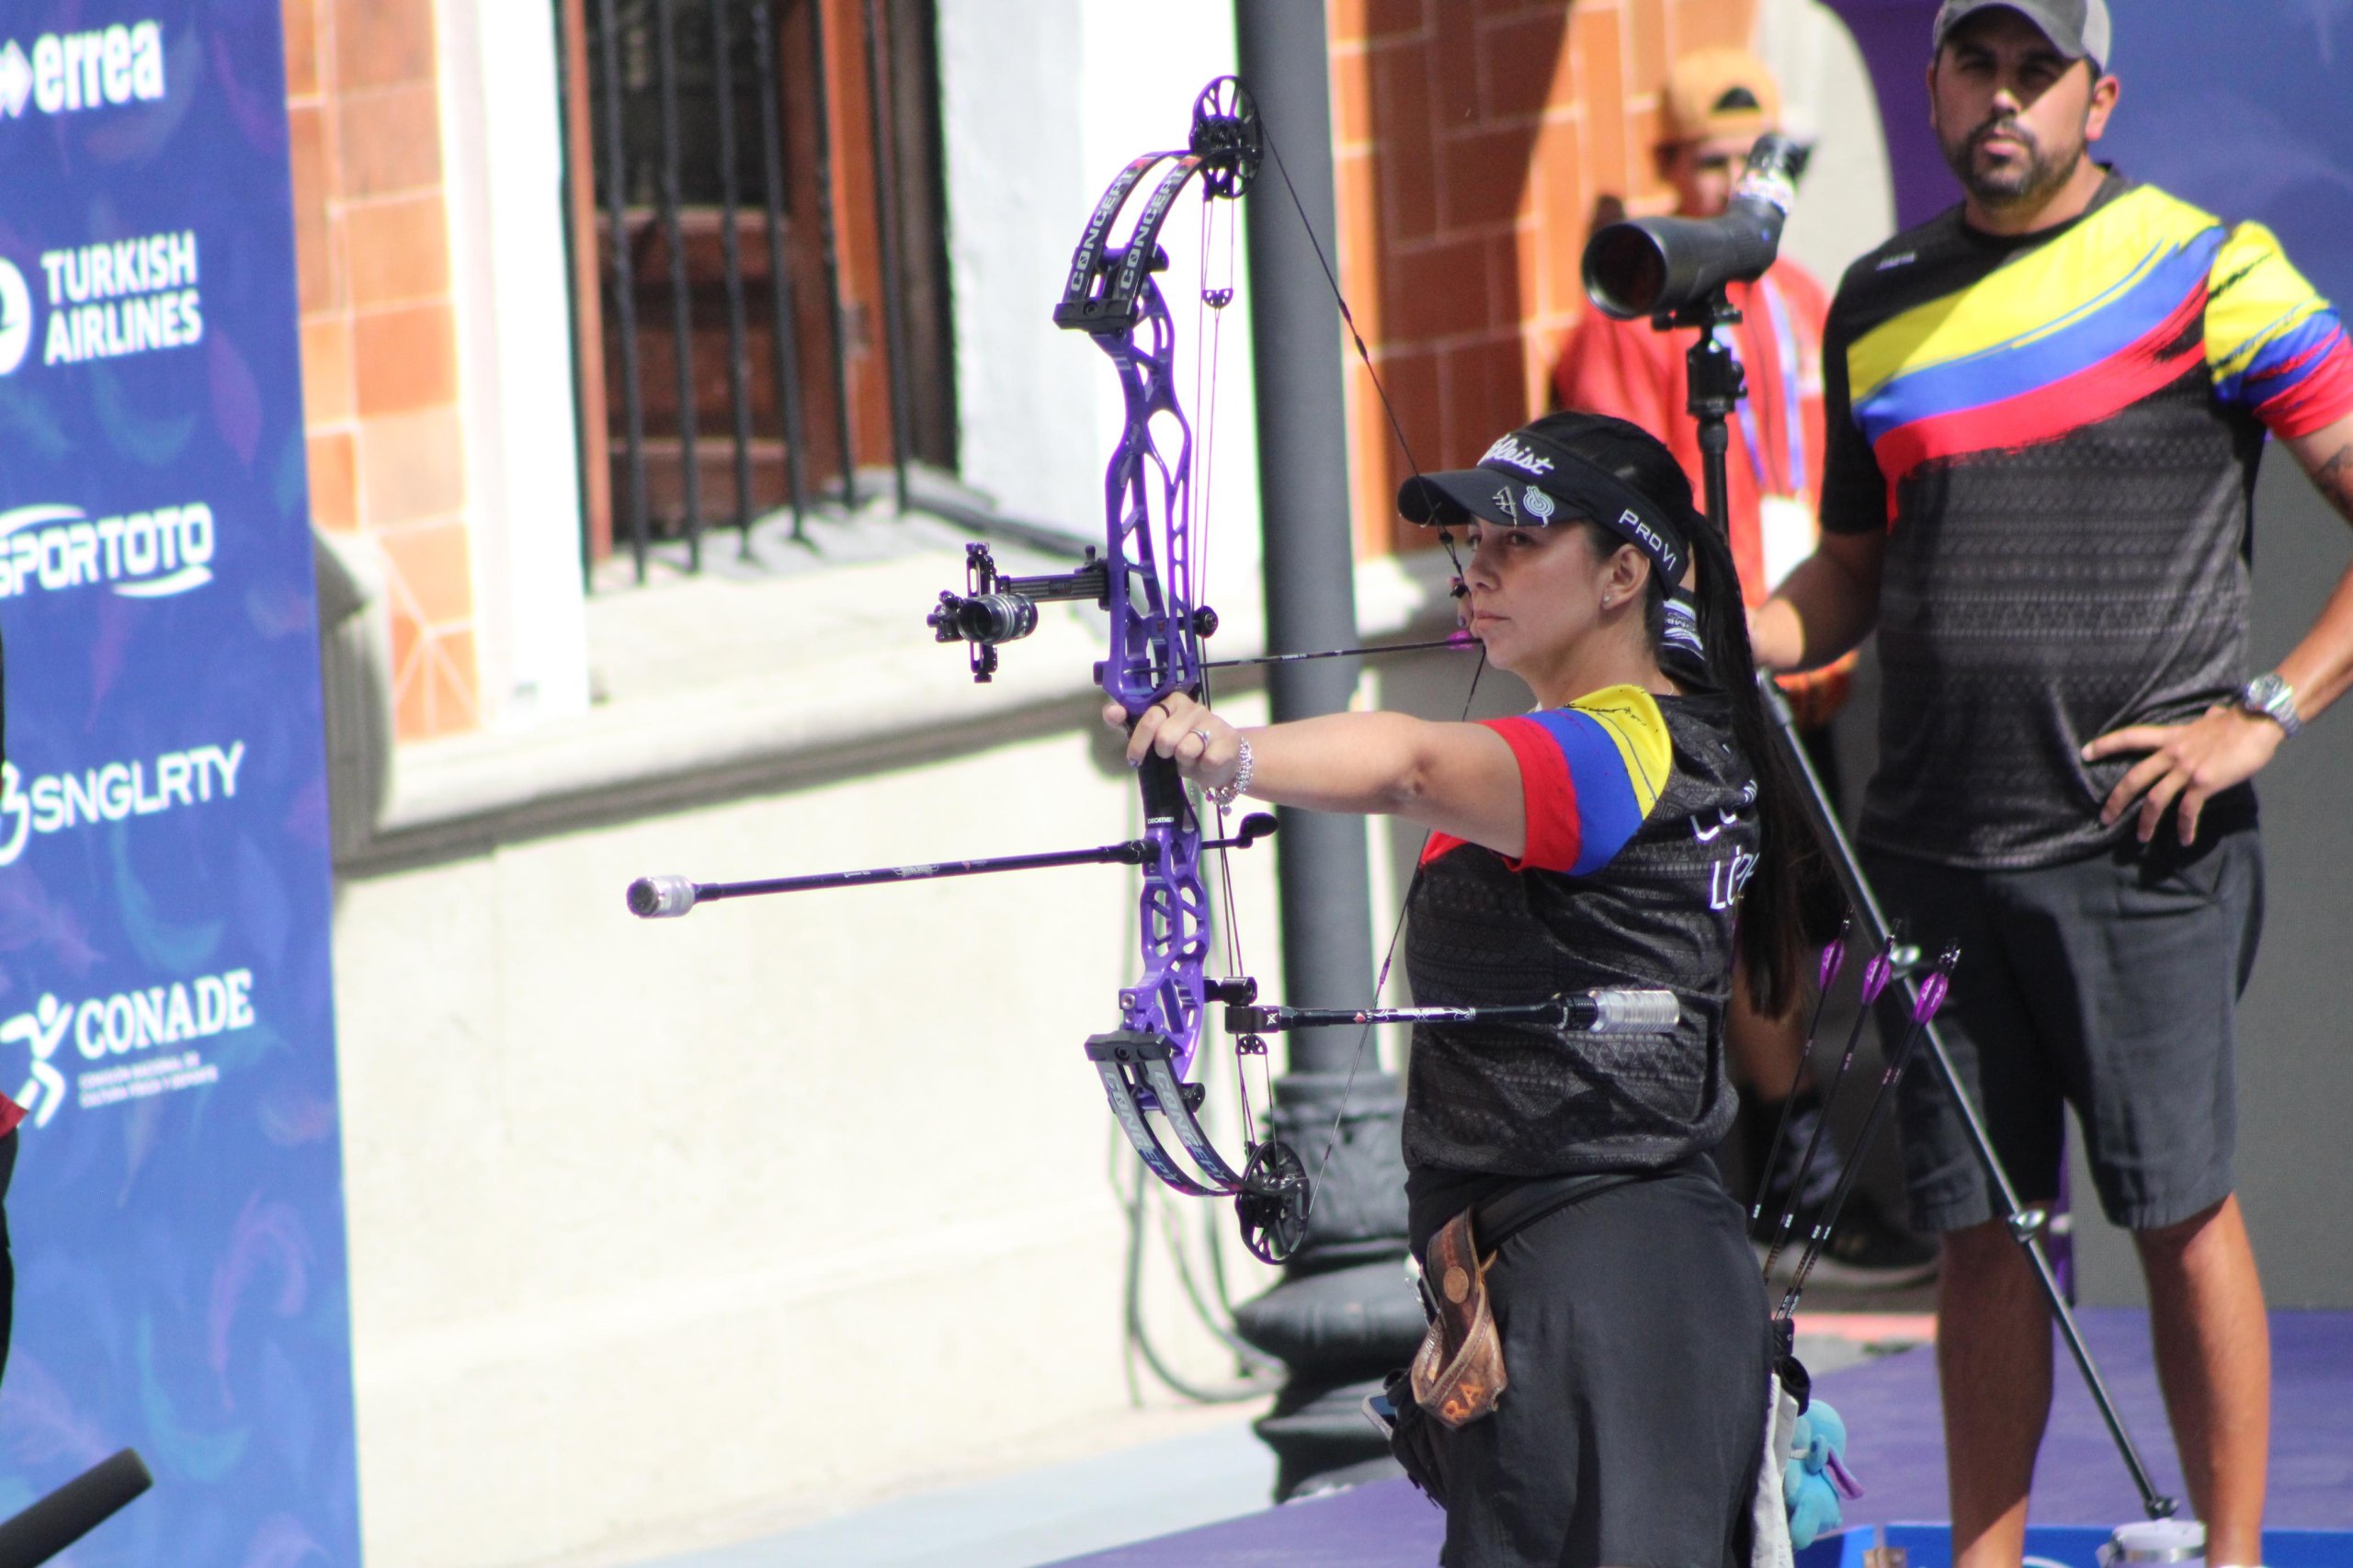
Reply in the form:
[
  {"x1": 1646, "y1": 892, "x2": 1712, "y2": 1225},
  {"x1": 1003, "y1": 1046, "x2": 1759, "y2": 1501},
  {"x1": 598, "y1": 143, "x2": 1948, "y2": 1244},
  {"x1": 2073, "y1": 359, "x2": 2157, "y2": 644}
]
[{"x1": 2083, "y1": 707, "x2": 2284, "y2": 845}]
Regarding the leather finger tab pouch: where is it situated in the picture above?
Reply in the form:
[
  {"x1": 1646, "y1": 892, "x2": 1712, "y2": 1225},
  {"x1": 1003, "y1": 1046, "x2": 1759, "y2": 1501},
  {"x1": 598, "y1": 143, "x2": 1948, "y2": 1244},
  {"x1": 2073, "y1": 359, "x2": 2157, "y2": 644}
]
[{"x1": 1409, "y1": 1208, "x2": 1506, "y2": 1428}]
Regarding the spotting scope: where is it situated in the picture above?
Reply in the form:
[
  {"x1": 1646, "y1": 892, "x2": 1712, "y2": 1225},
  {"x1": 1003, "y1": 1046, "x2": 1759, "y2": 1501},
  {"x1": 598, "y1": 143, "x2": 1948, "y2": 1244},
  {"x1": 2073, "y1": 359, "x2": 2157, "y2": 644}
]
[{"x1": 1581, "y1": 134, "x2": 1806, "y2": 321}]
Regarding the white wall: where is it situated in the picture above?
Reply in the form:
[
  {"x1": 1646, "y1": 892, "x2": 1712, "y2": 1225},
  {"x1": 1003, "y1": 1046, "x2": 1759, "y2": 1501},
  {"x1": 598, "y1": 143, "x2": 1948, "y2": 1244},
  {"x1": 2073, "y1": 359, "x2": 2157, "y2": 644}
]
[
  {"x1": 1758, "y1": 0, "x2": 1898, "y2": 284},
  {"x1": 338, "y1": 703, "x2": 1286, "y2": 1567},
  {"x1": 325, "y1": 9, "x2": 1449, "y2": 1562},
  {"x1": 436, "y1": 0, "x2": 593, "y2": 730}
]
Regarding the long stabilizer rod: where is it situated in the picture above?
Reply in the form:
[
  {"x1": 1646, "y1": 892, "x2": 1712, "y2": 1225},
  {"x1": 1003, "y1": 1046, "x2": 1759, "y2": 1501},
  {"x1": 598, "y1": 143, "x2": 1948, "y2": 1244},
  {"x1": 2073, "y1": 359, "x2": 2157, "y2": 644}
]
[{"x1": 629, "y1": 813, "x2": 1279, "y2": 918}]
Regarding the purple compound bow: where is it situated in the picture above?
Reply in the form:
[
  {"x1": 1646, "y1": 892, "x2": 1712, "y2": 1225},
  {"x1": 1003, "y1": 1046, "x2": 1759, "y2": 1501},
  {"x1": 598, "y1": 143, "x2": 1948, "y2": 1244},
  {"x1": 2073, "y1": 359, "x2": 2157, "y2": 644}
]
[
  {"x1": 935, "y1": 78, "x2": 1311, "y2": 1262},
  {"x1": 628, "y1": 78, "x2": 1662, "y2": 1268},
  {"x1": 635, "y1": 79, "x2": 1312, "y2": 1264}
]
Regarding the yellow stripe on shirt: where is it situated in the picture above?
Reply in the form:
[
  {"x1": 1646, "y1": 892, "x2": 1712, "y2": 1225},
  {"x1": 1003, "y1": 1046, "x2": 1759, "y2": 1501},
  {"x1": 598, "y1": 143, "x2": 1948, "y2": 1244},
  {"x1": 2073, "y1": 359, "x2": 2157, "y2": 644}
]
[
  {"x1": 1568, "y1": 684, "x2": 1671, "y2": 819},
  {"x1": 1847, "y1": 186, "x2": 2220, "y2": 404}
]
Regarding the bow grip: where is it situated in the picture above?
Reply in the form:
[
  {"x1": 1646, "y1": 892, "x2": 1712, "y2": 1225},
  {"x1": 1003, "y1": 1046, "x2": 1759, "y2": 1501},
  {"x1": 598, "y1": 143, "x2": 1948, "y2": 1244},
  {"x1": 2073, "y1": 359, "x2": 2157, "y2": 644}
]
[{"x1": 1136, "y1": 747, "x2": 1190, "y2": 824}]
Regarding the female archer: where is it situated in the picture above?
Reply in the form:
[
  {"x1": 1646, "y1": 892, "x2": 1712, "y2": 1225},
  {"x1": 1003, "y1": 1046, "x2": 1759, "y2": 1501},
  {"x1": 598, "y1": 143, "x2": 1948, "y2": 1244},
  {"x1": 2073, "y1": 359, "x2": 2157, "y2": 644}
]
[{"x1": 1119, "y1": 410, "x2": 1836, "y2": 1567}]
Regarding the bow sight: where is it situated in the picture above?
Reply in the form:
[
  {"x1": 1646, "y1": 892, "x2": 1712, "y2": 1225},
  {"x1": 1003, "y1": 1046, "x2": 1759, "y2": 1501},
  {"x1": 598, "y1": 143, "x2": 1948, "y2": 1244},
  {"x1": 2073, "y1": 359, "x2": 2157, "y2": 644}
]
[
  {"x1": 926, "y1": 542, "x2": 1109, "y2": 682},
  {"x1": 927, "y1": 540, "x2": 1222, "y2": 683}
]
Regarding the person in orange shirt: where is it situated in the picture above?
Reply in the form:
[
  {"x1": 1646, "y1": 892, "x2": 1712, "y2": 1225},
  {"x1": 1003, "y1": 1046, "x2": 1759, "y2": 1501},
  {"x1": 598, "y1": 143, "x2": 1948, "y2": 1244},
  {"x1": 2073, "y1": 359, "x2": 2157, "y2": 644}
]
[{"x1": 1554, "y1": 47, "x2": 1931, "y2": 1287}]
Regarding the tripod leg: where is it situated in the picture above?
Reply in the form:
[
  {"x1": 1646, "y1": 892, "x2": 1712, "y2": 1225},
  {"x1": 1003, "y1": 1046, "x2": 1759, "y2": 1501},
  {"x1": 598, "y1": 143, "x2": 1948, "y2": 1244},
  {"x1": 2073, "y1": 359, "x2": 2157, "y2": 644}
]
[
  {"x1": 1676, "y1": 298, "x2": 2173, "y2": 1520},
  {"x1": 1761, "y1": 679, "x2": 2178, "y2": 1521}
]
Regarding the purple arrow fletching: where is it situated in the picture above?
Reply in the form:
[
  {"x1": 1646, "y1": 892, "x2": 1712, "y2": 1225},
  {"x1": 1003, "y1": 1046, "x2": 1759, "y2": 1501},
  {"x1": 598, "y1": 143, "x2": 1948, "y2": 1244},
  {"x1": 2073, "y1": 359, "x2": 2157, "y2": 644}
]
[
  {"x1": 1817, "y1": 938, "x2": 1846, "y2": 993},
  {"x1": 1859, "y1": 948, "x2": 1894, "y2": 1006},
  {"x1": 1912, "y1": 968, "x2": 1950, "y2": 1023}
]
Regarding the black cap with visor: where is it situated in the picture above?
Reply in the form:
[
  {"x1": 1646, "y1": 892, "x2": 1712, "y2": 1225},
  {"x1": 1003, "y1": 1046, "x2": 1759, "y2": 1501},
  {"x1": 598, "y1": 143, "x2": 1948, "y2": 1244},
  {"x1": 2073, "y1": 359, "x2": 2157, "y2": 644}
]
[{"x1": 1396, "y1": 424, "x2": 1691, "y2": 584}]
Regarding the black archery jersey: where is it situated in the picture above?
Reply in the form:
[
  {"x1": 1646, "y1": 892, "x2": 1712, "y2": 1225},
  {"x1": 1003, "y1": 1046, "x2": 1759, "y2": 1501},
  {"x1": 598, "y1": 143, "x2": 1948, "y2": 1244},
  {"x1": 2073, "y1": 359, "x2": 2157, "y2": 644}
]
[{"x1": 1401, "y1": 688, "x2": 1756, "y2": 1177}]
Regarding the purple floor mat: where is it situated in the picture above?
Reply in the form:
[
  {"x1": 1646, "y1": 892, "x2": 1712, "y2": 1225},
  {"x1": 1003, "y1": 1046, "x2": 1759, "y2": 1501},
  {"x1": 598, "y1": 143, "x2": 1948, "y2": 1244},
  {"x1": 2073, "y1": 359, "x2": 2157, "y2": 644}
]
[
  {"x1": 1047, "y1": 1311, "x2": 2353, "y2": 1565},
  {"x1": 1831, "y1": 1309, "x2": 2353, "y2": 1528}
]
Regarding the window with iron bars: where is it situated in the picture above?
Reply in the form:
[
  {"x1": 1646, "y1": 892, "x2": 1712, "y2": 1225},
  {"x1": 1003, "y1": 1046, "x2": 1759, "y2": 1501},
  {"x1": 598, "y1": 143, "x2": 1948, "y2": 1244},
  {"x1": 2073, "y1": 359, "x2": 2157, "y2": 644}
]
[{"x1": 556, "y1": 0, "x2": 956, "y2": 582}]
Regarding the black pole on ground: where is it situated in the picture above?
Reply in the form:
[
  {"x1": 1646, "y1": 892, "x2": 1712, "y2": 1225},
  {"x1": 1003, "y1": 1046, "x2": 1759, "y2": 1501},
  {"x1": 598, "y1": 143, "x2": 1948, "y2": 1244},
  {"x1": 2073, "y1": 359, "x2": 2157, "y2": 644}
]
[
  {"x1": 1676, "y1": 289, "x2": 2177, "y2": 1524},
  {"x1": 1230, "y1": 0, "x2": 1422, "y2": 1501}
]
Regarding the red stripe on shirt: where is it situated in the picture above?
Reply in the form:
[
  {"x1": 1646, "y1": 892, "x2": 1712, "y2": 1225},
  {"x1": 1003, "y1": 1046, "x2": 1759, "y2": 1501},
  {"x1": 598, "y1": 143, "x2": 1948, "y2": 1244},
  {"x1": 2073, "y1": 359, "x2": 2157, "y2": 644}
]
[
  {"x1": 2252, "y1": 332, "x2": 2353, "y2": 438},
  {"x1": 1419, "y1": 831, "x2": 1470, "y2": 867},
  {"x1": 1487, "y1": 715, "x2": 1585, "y2": 872}
]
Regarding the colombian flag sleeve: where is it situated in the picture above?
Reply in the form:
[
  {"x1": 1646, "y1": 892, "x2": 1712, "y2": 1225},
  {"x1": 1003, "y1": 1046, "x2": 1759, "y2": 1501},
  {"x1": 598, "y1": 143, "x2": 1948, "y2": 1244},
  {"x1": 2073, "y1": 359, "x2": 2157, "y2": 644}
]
[
  {"x1": 2208, "y1": 223, "x2": 2353, "y2": 438},
  {"x1": 1477, "y1": 686, "x2": 1671, "y2": 877}
]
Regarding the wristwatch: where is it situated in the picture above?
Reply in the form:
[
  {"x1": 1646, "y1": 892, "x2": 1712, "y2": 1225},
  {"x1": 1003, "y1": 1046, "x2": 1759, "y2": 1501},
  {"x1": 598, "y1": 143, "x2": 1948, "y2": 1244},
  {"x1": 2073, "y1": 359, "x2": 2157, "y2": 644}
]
[{"x1": 2237, "y1": 671, "x2": 2302, "y2": 740}]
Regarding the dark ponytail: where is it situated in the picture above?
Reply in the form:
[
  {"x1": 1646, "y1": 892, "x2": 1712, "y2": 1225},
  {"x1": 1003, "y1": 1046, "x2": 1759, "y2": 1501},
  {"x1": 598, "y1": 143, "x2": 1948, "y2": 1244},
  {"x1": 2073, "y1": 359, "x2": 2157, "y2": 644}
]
[{"x1": 1524, "y1": 412, "x2": 1840, "y2": 1017}]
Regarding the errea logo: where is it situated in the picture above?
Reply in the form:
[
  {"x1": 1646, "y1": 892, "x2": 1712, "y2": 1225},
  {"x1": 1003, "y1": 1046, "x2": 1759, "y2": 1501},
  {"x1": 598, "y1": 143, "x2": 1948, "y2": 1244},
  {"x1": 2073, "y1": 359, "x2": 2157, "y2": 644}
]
[
  {"x1": 0, "y1": 43, "x2": 29, "y2": 119},
  {"x1": 0, "y1": 23, "x2": 165, "y2": 119},
  {"x1": 0, "y1": 258, "x2": 29, "y2": 377}
]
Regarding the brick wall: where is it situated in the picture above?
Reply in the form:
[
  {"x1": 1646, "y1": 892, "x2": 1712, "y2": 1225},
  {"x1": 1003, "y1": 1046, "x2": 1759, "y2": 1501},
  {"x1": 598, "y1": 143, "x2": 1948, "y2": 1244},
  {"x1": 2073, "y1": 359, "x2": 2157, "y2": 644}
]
[
  {"x1": 1331, "y1": 0, "x2": 1758, "y2": 555},
  {"x1": 285, "y1": 0, "x2": 479, "y2": 741},
  {"x1": 277, "y1": 1, "x2": 1761, "y2": 741}
]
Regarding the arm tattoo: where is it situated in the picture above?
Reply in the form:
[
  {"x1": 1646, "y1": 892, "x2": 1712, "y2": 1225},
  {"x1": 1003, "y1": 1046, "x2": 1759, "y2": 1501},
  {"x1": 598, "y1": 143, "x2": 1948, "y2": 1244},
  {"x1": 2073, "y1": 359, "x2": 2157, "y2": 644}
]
[{"x1": 2313, "y1": 441, "x2": 2353, "y2": 522}]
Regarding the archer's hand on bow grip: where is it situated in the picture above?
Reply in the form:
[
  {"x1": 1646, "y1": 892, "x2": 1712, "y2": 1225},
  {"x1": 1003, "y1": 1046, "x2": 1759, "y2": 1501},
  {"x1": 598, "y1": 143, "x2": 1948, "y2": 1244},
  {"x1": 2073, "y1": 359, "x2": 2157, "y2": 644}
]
[{"x1": 1110, "y1": 694, "x2": 1246, "y2": 797}]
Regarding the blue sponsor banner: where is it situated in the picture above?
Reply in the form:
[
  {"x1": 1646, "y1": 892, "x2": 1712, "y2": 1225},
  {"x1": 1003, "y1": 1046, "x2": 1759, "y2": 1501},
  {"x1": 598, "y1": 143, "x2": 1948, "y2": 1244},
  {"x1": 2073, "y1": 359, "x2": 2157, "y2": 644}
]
[{"x1": 0, "y1": 0, "x2": 358, "y2": 1562}]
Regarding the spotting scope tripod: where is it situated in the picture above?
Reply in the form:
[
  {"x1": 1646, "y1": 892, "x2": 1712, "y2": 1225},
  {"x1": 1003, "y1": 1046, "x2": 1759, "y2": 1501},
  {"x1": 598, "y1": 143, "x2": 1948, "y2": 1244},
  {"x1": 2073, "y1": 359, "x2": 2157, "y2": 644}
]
[{"x1": 1665, "y1": 282, "x2": 2182, "y2": 1526}]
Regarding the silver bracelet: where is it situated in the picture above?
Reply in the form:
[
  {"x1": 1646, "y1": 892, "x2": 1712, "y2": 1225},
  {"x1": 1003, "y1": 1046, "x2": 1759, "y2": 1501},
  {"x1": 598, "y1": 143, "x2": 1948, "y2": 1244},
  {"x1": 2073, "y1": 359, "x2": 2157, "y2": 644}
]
[{"x1": 1210, "y1": 736, "x2": 1254, "y2": 807}]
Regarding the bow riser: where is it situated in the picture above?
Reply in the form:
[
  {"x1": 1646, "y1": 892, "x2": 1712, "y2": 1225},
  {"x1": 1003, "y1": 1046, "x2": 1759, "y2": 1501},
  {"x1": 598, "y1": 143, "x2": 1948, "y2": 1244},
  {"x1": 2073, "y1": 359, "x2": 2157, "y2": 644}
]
[
  {"x1": 1124, "y1": 754, "x2": 1211, "y2": 1076},
  {"x1": 1094, "y1": 287, "x2": 1200, "y2": 714}
]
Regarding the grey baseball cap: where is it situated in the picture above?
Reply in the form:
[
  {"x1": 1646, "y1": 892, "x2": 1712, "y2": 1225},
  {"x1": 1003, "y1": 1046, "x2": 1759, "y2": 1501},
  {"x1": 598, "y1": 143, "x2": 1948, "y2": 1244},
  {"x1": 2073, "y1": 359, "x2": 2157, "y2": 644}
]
[{"x1": 1932, "y1": 0, "x2": 2111, "y2": 70}]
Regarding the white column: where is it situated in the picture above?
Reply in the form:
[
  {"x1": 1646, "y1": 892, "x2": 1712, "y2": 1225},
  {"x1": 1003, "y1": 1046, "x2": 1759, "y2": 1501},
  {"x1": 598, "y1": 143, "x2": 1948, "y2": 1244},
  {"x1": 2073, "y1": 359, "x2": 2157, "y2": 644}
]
[{"x1": 437, "y1": 0, "x2": 593, "y2": 729}]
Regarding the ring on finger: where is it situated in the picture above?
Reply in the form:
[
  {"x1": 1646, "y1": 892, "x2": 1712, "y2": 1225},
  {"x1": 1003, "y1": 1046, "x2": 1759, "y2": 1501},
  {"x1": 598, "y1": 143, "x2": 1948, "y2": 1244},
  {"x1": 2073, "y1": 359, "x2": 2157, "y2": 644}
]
[{"x1": 1190, "y1": 728, "x2": 1214, "y2": 749}]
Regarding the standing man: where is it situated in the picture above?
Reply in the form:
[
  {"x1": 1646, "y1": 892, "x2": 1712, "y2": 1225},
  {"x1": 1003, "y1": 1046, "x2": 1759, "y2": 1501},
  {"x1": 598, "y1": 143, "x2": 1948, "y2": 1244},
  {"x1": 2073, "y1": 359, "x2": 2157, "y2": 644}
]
[
  {"x1": 1556, "y1": 48, "x2": 1929, "y2": 1286},
  {"x1": 1752, "y1": 4, "x2": 2353, "y2": 1563}
]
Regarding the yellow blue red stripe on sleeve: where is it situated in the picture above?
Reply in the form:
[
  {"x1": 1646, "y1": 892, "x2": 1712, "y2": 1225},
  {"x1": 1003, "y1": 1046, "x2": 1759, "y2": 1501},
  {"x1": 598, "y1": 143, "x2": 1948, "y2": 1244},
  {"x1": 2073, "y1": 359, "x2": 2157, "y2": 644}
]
[
  {"x1": 1419, "y1": 686, "x2": 1671, "y2": 876},
  {"x1": 2206, "y1": 223, "x2": 2353, "y2": 438}
]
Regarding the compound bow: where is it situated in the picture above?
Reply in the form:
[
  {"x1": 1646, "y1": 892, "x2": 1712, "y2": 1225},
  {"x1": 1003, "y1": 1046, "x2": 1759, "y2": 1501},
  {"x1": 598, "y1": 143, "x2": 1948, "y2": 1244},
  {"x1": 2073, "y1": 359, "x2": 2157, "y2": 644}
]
[
  {"x1": 631, "y1": 76, "x2": 1670, "y2": 1267},
  {"x1": 634, "y1": 79, "x2": 1310, "y2": 1263}
]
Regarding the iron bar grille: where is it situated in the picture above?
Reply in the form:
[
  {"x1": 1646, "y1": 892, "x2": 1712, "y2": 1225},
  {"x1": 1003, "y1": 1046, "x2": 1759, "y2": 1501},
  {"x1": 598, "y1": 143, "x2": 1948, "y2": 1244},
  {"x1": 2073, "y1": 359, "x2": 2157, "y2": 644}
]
[{"x1": 560, "y1": 0, "x2": 955, "y2": 582}]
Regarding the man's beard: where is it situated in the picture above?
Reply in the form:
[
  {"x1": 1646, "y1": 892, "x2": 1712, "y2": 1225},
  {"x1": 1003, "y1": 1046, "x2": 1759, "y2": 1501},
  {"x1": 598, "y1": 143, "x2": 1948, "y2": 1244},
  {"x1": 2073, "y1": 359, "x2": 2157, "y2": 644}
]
[{"x1": 1940, "y1": 114, "x2": 2082, "y2": 210}]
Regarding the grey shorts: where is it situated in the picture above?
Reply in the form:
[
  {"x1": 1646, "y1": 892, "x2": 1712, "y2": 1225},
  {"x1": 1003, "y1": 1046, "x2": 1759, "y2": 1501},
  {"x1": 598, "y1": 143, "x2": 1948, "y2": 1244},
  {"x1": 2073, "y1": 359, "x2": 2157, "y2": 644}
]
[{"x1": 1863, "y1": 824, "x2": 2263, "y2": 1234}]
